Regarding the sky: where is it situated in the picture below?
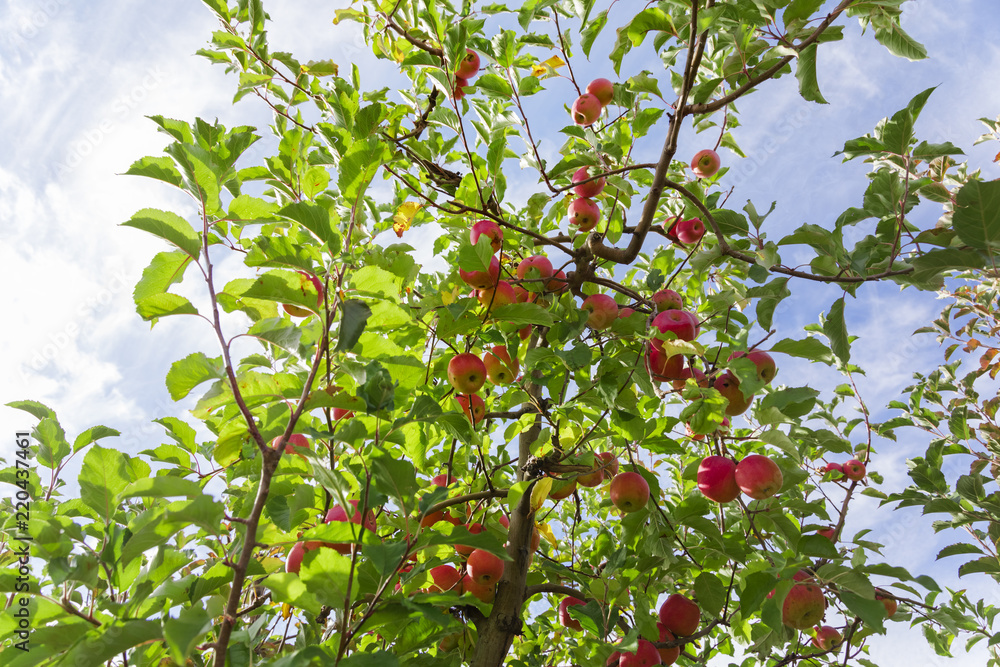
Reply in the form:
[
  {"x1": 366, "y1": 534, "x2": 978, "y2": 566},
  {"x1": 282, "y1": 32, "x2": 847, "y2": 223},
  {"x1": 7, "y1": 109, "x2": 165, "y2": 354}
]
[{"x1": 2, "y1": 0, "x2": 999, "y2": 664}]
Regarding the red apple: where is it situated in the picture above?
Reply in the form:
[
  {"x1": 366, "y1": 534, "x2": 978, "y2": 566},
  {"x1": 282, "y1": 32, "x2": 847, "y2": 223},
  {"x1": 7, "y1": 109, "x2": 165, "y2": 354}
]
[
  {"x1": 697, "y1": 456, "x2": 739, "y2": 503},
  {"x1": 455, "y1": 522, "x2": 485, "y2": 556},
  {"x1": 467, "y1": 548, "x2": 505, "y2": 585},
  {"x1": 455, "y1": 393, "x2": 486, "y2": 424},
  {"x1": 455, "y1": 48, "x2": 481, "y2": 79},
  {"x1": 617, "y1": 638, "x2": 661, "y2": 667},
  {"x1": 459, "y1": 255, "x2": 500, "y2": 288},
  {"x1": 658, "y1": 593, "x2": 700, "y2": 636},
  {"x1": 571, "y1": 93, "x2": 603, "y2": 126},
  {"x1": 656, "y1": 623, "x2": 680, "y2": 665},
  {"x1": 714, "y1": 371, "x2": 753, "y2": 416},
  {"x1": 332, "y1": 408, "x2": 354, "y2": 421},
  {"x1": 818, "y1": 526, "x2": 836, "y2": 541},
  {"x1": 597, "y1": 452, "x2": 619, "y2": 479},
  {"x1": 286, "y1": 541, "x2": 307, "y2": 574},
  {"x1": 812, "y1": 625, "x2": 843, "y2": 650},
  {"x1": 782, "y1": 581, "x2": 827, "y2": 630},
  {"x1": 674, "y1": 217, "x2": 705, "y2": 244},
  {"x1": 647, "y1": 345, "x2": 685, "y2": 382},
  {"x1": 691, "y1": 149, "x2": 721, "y2": 178},
  {"x1": 452, "y1": 76, "x2": 470, "y2": 100},
  {"x1": 583, "y1": 294, "x2": 619, "y2": 330},
  {"x1": 875, "y1": 589, "x2": 897, "y2": 618},
  {"x1": 821, "y1": 462, "x2": 845, "y2": 480},
  {"x1": 572, "y1": 166, "x2": 607, "y2": 197},
  {"x1": 843, "y1": 459, "x2": 866, "y2": 481},
  {"x1": 448, "y1": 353, "x2": 487, "y2": 394},
  {"x1": 671, "y1": 365, "x2": 708, "y2": 391},
  {"x1": 470, "y1": 219, "x2": 503, "y2": 252},
  {"x1": 651, "y1": 289, "x2": 683, "y2": 312},
  {"x1": 477, "y1": 280, "x2": 517, "y2": 309},
  {"x1": 559, "y1": 596, "x2": 586, "y2": 631},
  {"x1": 734, "y1": 454, "x2": 783, "y2": 500},
  {"x1": 609, "y1": 471, "x2": 649, "y2": 513},
  {"x1": 432, "y1": 474, "x2": 457, "y2": 487},
  {"x1": 460, "y1": 574, "x2": 495, "y2": 603},
  {"x1": 325, "y1": 500, "x2": 377, "y2": 554},
  {"x1": 516, "y1": 255, "x2": 554, "y2": 285},
  {"x1": 619, "y1": 307, "x2": 635, "y2": 319},
  {"x1": 586, "y1": 78, "x2": 614, "y2": 106},
  {"x1": 729, "y1": 349, "x2": 777, "y2": 384},
  {"x1": 429, "y1": 564, "x2": 462, "y2": 592},
  {"x1": 513, "y1": 284, "x2": 537, "y2": 304},
  {"x1": 271, "y1": 433, "x2": 311, "y2": 457},
  {"x1": 650, "y1": 310, "x2": 699, "y2": 348},
  {"x1": 484, "y1": 345, "x2": 519, "y2": 384},
  {"x1": 568, "y1": 196, "x2": 601, "y2": 232},
  {"x1": 549, "y1": 477, "x2": 577, "y2": 500},
  {"x1": 546, "y1": 270, "x2": 569, "y2": 294}
]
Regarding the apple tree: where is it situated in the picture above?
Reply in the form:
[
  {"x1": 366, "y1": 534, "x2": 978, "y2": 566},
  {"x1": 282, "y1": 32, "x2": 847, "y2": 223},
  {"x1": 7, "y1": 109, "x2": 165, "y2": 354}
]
[{"x1": 3, "y1": 1, "x2": 998, "y2": 666}]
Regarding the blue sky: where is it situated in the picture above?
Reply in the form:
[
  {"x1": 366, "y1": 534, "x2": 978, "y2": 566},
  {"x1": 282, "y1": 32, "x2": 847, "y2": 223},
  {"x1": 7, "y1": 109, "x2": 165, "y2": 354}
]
[{"x1": 2, "y1": 1, "x2": 999, "y2": 664}]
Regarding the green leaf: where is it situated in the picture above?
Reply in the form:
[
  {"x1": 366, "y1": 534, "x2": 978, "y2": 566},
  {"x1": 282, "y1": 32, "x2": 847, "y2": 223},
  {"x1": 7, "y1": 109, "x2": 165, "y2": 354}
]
[
  {"x1": 79, "y1": 445, "x2": 132, "y2": 523},
  {"x1": 489, "y1": 303, "x2": 555, "y2": 327},
  {"x1": 823, "y1": 297, "x2": 850, "y2": 363},
  {"x1": 953, "y1": 180, "x2": 1000, "y2": 250},
  {"x1": 121, "y1": 477, "x2": 206, "y2": 500},
  {"x1": 136, "y1": 293, "x2": 199, "y2": 321},
  {"x1": 124, "y1": 156, "x2": 184, "y2": 188},
  {"x1": 336, "y1": 300, "x2": 373, "y2": 352},
  {"x1": 838, "y1": 590, "x2": 886, "y2": 633},
  {"x1": 73, "y1": 426, "x2": 120, "y2": 453},
  {"x1": 739, "y1": 571, "x2": 778, "y2": 615},
  {"x1": 6, "y1": 399, "x2": 57, "y2": 422},
  {"x1": 783, "y1": 0, "x2": 824, "y2": 27},
  {"x1": 794, "y1": 44, "x2": 827, "y2": 104},
  {"x1": 166, "y1": 353, "x2": 224, "y2": 401},
  {"x1": 937, "y1": 543, "x2": 984, "y2": 560},
  {"x1": 278, "y1": 202, "x2": 342, "y2": 251},
  {"x1": 694, "y1": 572, "x2": 727, "y2": 616},
  {"x1": 874, "y1": 21, "x2": 927, "y2": 61},
  {"x1": 121, "y1": 208, "x2": 202, "y2": 258},
  {"x1": 339, "y1": 651, "x2": 400, "y2": 666},
  {"x1": 770, "y1": 337, "x2": 834, "y2": 364},
  {"x1": 59, "y1": 620, "x2": 163, "y2": 666},
  {"x1": 909, "y1": 248, "x2": 986, "y2": 285},
  {"x1": 134, "y1": 251, "x2": 193, "y2": 304},
  {"x1": 163, "y1": 606, "x2": 212, "y2": 663},
  {"x1": 959, "y1": 557, "x2": 1000, "y2": 577}
]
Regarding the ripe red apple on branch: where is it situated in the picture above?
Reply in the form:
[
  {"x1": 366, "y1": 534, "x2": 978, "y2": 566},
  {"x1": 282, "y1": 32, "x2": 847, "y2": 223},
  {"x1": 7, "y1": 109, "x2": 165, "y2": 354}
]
[
  {"x1": 609, "y1": 471, "x2": 650, "y2": 512},
  {"x1": 477, "y1": 280, "x2": 516, "y2": 309},
  {"x1": 483, "y1": 345, "x2": 519, "y2": 384},
  {"x1": 691, "y1": 149, "x2": 721, "y2": 178},
  {"x1": 586, "y1": 77, "x2": 614, "y2": 106},
  {"x1": 734, "y1": 454, "x2": 783, "y2": 499},
  {"x1": 697, "y1": 456, "x2": 739, "y2": 503},
  {"x1": 583, "y1": 293, "x2": 619, "y2": 330},
  {"x1": 459, "y1": 255, "x2": 500, "y2": 289},
  {"x1": 569, "y1": 196, "x2": 601, "y2": 232},
  {"x1": 470, "y1": 218, "x2": 502, "y2": 252},
  {"x1": 455, "y1": 48, "x2": 480, "y2": 79},
  {"x1": 571, "y1": 93, "x2": 602, "y2": 126},
  {"x1": 812, "y1": 625, "x2": 843, "y2": 650},
  {"x1": 467, "y1": 548, "x2": 504, "y2": 585},
  {"x1": 658, "y1": 593, "x2": 701, "y2": 636},
  {"x1": 843, "y1": 459, "x2": 867, "y2": 481},
  {"x1": 572, "y1": 165, "x2": 607, "y2": 197},
  {"x1": 559, "y1": 596, "x2": 586, "y2": 631},
  {"x1": 447, "y1": 353, "x2": 487, "y2": 394}
]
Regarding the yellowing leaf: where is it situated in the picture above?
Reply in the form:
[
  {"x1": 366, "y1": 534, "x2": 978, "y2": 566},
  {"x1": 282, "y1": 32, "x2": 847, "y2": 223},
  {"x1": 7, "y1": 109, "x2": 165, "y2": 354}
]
[
  {"x1": 537, "y1": 521, "x2": 557, "y2": 546},
  {"x1": 301, "y1": 60, "x2": 339, "y2": 77},
  {"x1": 441, "y1": 286, "x2": 464, "y2": 306},
  {"x1": 530, "y1": 55, "x2": 566, "y2": 78},
  {"x1": 393, "y1": 201, "x2": 422, "y2": 238},
  {"x1": 282, "y1": 602, "x2": 292, "y2": 619},
  {"x1": 530, "y1": 478, "x2": 553, "y2": 511}
]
